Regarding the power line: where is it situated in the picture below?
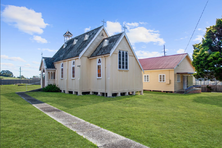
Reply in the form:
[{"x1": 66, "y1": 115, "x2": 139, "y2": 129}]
[{"x1": 184, "y1": 0, "x2": 209, "y2": 52}]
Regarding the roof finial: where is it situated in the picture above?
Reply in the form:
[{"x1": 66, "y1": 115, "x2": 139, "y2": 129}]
[
  {"x1": 41, "y1": 52, "x2": 43, "y2": 58},
  {"x1": 123, "y1": 24, "x2": 127, "y2": 33},
  {"x1": 102, "y1": 19, "x2": 106, "y2": 26}
]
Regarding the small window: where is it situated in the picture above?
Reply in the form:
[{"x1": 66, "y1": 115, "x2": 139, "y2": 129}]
[
  {"x1": 118, "y1": 50, "x2": 128, "y2": 70},
  {"x1": 63, "y1": 43, "x2": 67, "y2": 48},
  {"x1": 159, "y1": 74, "x2": 165, "y2": 82},
  {"x1": 177, "y1": 74, "x2": 180, "y2": 82},
  {"x1": 84, "y1": 34, "x2": 89, "y2": 40},
  {"x1": 61, "y1": 63, "x2": 63, "y2": 79},
  {"x1": 73, "y1": 39, "x2": 78, "y2": 45},
  {"x1": 71, "y1": 61, "x2": 75, "y2": 79},
  {"x1": 97, "y1": 58, "x2": 102, "y2": 78},
  {"x1": 103, "y1": 39, "x2": 109, "y2": 47},
  {"x1": 144, "y1": 75, "x2": 149, "y2": 82}
]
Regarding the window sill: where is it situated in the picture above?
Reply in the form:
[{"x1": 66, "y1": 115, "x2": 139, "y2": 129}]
[
  {"x1": 118, "y1": 69, "x2": 129, "y2": 71},
  {"x1": 71, "y1": 78, "x2": 75, "y2": 80}
]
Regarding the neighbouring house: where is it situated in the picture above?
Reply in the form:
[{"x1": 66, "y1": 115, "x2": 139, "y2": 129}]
[
  {"x1": 139, "y1": 53, "x2": 195, "y2": 93},
  {"x1": 39, "y1": 26, "x2": 143, "y2": 96}
]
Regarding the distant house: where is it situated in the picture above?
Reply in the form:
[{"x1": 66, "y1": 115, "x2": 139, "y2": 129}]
[
  {"x1": 39, "y1": 26, "x2": 143, "y2": 96},
  {"x1": 139, "y1": 53, "x2": 195, "y2": 92}
]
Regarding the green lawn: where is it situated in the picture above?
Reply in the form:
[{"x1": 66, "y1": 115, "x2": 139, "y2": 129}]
[
  {"x1": 0, "y1": 85, "x2": 96, "y2": 148},
  {"x1": 27, "y1": 91, "x2": 222, "y2": 148}
]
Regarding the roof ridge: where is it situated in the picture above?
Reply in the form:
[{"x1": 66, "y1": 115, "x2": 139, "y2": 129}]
[
  {"x1": 72, "y1": 26, "x2": 103, "y2": 39},
  {"x1": 139, "y1": 53, "x2": 187, "y2": 60}
]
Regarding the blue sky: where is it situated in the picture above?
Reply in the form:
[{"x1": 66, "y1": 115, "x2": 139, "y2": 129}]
[{"x1": 1, "y1": 0, "x2": 222, "y2": 78}]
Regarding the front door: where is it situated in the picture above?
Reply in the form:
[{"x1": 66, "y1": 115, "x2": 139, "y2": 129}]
[{"x1": 183, "y1": 76, "x2": 188, "y2": 89}]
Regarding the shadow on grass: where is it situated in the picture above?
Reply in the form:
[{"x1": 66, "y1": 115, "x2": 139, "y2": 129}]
[
  {"x1": 193, "y1": 95, "x2": 222, "y2": 107},
  {"x1": 27, "y1": 91, "x2": 133, "y2": 109}
]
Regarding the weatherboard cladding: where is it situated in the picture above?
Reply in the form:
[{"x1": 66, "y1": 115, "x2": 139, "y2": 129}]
[
  {"x1": 90, "y1": 33, "x2": 123, "y2": 57},
  {"x1": 52, "y1": 26, "x2": 102, "y2": 62},
  {"x1": 139, "y1": 53, "x2": 187, "y2": 70}
]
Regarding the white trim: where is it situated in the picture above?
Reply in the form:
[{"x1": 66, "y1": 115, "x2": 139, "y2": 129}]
[
  {"x1": 110, "y1": 33, "x2": 124, "y2": 56},
  {"x1": 118, "y1": 50, "x2": 129, "y2": 70},
  {"x1": 177, "y1": 74, "x2": 181, "y2": 82},
  {"x1": 110, "y1": 33, "x2": 144, "y2": 72},
  {"x1": 103, "y1": 27, "x2": 109, "y2": 37},
  {"x1": 97, "y1": 58, "x2": 102, "y2": 78},
  {"x1": 174, "y1": 53, "x2": 189, "y2": 69},
  {"x1": 158, "y1": 74, "x2": 166, "y2": 82},
  {"x1": 79, "y1": 27, "x2": 104, "y2": 59},
  {"x1": 60, "y1": 63, "x2": 64, "y2": 79},
  {"x1": 71, "y1": 60, "x2": 75, "y2": 79},
  {"x1": 144, "y1": 74, "x2": 149, "y2": 82}
]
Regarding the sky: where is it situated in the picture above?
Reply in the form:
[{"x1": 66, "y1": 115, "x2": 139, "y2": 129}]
[{"x1": 1, "y1": 0, "x2": 222, "y2": 78}]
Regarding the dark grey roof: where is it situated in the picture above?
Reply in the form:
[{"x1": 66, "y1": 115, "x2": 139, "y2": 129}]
[
  {"x1": 43, "y1": 57, "x2": 55, "y2": 69},
  {"x1": 90, "y1": 33, "x2": 123, "y2": 57},
  {"x1": 52, "y1": 26, "x2": 102, "y2": 62}
]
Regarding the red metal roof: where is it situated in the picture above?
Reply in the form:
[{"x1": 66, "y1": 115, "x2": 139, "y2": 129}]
[{"x1": 139, "y1": 53, "x2": 188, "y2": 70}]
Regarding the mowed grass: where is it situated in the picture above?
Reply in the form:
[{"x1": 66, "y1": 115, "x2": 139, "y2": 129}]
[
  {"x1": 0, "y1": 85, "x2": 96, "y2": 148},
  {"x1": 28, "y1": 91, "x2": 222, "y2": 148}
]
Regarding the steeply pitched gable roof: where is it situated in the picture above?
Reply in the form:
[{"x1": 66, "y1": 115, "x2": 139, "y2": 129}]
[
  {"x1": 52, "y1": 26, "x2": 103, "y2": 62},
  {"x1": 43, "y1": 57, "x2": 55, "y2": 69},
  {"x1": 139, "y1": 53, "x2": 188, "y2": 70},
  {"x1": 90, "y1": 33, "x2": 123, "y2": 57}
]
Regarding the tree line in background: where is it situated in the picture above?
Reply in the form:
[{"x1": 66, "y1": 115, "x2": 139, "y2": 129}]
[
  {"x1": 192, "y1": 18, "x2": 222, "y2": 81},
  {"x1": 0, "y1": 70, "x2": 40, "y2": 79}
]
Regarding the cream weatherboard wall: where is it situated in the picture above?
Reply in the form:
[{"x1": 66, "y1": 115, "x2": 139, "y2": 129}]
[
  {"x1": 110, "y1": 36, "x2": 143, "y2": 94},
  {"x1": 142, "y1": 55, "x2": 195, "y2": 92},
  {"x1": 143, "y1": 69, "x2": 175, "y2": 91},
  {"x1": 174, "y1": 56, "x2": 195, "y2": 91}
]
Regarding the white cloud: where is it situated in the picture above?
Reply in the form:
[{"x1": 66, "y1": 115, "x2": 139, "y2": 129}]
[
  {"x1": 1, "y1": 55, "x2": 26, "y2": 62},
  {"x1": 127, "y1": 27, "x2": 165, "y2": 45},
  {"x1": 84, "y1": 26, "x2": 91, "y2": 32},
  {"x1": 33, "y1": 35, "x2": 47, "y2": 43},
  {"x1": 106, "y1": 21, "x2": 122, "y2": 36},
  {"x1": 136, "y1": 50, "x2": 163, "y2": 59},
  {"x1": 139, "y1": 22, "x2": 148, "y2": 25},
  {"x1": 193, "y1": 35, "x2": 202, "y2": 42},
  {"x1": 32, "y1": 61, "x2": 39, "y2": 64},
  {"x1": 1, "y1": 63, "x2": 15, "y2": 67},
  {"x1": 177, "y1": 49, "x2": 185, "y2": 54},
  {"x1": 38, "y1": 48, "x2": 57, "y2": 52},
  {"x1": 2, "y1": 5, "x2": 48, "y2": 34},
  {"x1": 105, "y1": 21, "x2": 165, "y2": 45},
  {"x1": 125, "y1": 22, "x2": 139, "y2": 28}
]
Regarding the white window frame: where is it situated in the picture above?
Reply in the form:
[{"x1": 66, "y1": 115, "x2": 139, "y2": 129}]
[
  {"x1": 159, "y1": 74, "x2": 165, "y2": 82},
  {"x1": 118, "y1": 50, "x2": 129, "y2": 70},
  {"x1": 97, "y1": 58, "x2": 102, "y2": 78},
  {"x1": 71, "y1": 60, "x2": 75, "y2": 79},
  {"x1": 144, "y1": 74, "x2": 149, "y2": 82},
  {"x1": 61, "y1": 63, "x2": 63, "y2": 79},
  {"x1": 177, "y1": 74, "x2": 181, "y2": 82}
]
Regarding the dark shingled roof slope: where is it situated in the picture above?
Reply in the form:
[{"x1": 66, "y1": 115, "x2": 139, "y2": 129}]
[
  {"x1": 52, "y1": 26, "x2": 102, "y2": 62},
  {"x1": 43, "y1": 57, "x2": 55, "y2": 69},
  {"x1": 90, "y1": 33, "x2": 123, "y2": 57}
]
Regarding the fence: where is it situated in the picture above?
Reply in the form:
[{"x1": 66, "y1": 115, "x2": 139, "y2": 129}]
[
  {"x1": 0, "y1": 79, "x2": 40, "y2": 85},
  {"x1": 200, "y1": 85, "x2": 222, "y2": 92}
]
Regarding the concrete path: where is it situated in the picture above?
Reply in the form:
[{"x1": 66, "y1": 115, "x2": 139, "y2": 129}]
[{"x1": 17, "y1": 92, "x2": 149, "y2": 148}]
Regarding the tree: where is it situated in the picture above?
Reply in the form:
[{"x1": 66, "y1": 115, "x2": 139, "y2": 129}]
[
  {"x1": 192, "y1": 18, "x2": 222, "y2": 81},
  {"x1": 0, "y1": 70, "x2": 13, "y2": 77}
]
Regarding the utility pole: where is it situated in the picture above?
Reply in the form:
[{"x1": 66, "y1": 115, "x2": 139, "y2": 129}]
[
  {"x1": 163, "y1": 45, "x2": 166, "y2": 56},
  {"x1": 19, "y1": 67, "x2": 21, "y2": 79}
]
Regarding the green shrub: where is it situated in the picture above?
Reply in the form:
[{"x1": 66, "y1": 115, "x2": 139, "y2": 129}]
[{"x1": 42, "y1": 84, "x2": 60, "y2": 92}]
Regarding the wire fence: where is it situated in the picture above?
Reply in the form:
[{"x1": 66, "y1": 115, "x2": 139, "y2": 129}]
[{"x1": 0, "y1": 79, "x2": 40, "y2": 85}]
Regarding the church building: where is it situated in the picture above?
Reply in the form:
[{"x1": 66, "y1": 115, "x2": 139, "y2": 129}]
[{"x1": 39, "y1": 26, "x2": 143, "y2": 97}]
